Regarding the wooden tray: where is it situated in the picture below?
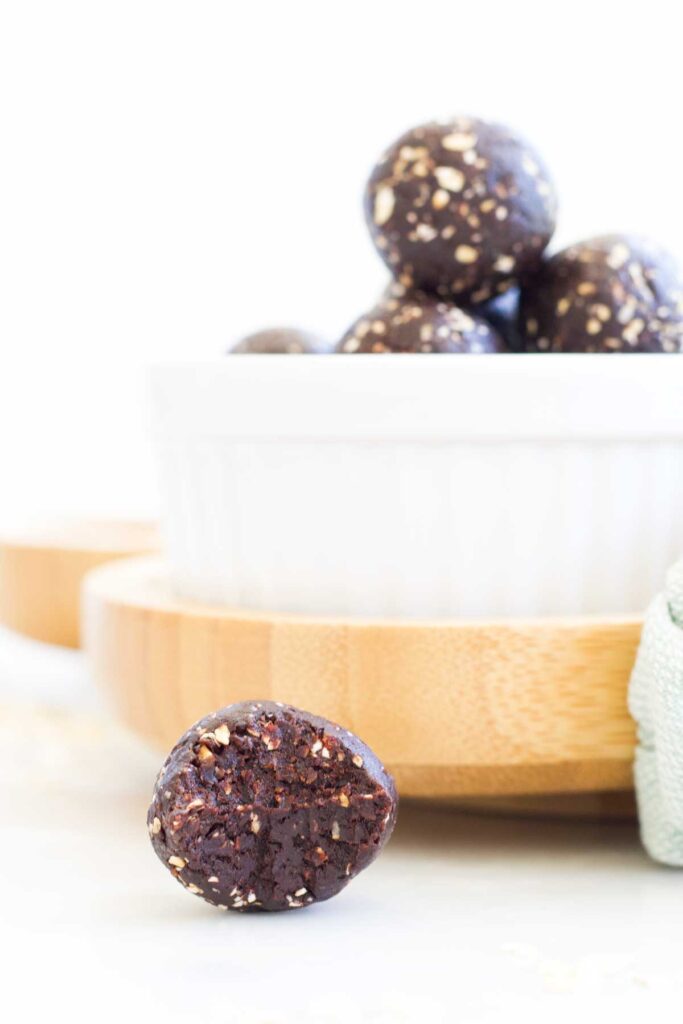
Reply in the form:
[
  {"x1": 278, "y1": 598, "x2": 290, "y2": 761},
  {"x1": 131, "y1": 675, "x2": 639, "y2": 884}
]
[
  {"x1": 0, "y1": 520, "x2": 159, "y2": 647},
  {"x1": 82, "y1": 555, "x2": 640, "y2": 801}
]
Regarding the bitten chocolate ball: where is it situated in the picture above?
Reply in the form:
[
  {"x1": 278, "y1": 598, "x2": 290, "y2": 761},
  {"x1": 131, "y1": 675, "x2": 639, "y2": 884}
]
[
  {"x1": 230, "y1": 327, "x2": 328, "y2": 354},
  {"x1": 337, "y1": 286, "x2": 505, "y2": 353},
  {"x1": 365, "y1": 117, "x2": 556, "y2": 303},
  {"x1": 148, "y1": 701, "x2": 397, "y2": 912},
  {"x1": 519, "y1": 236, "x2": 683, "y2": 352}
]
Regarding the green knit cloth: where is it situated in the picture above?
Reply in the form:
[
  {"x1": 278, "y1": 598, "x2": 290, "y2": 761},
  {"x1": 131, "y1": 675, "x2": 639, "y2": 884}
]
[{"x1": 629, "y1": 559, "x2": 683, "y2": 866}]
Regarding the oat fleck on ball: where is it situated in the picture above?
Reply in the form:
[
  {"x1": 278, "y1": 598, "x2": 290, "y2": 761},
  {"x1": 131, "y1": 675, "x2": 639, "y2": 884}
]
[
  {"x1": 365, "y1": 117, "x2": 557, "y2": 304},
  {"x1": 337, "y1": 284, "x2": 505, "y2": 353},
  {"x1": 229, "y1": 327, "x2": 329, "y2": 354},
  {"x1": 148, "y1": 701, "x2": 397, "y2": 912},
  {"x1": 519, "y1": 235, "x2": 683, "y2": 352}
]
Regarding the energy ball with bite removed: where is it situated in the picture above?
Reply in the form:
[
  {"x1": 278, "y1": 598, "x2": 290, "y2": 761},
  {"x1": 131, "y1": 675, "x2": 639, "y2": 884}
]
[
  {"x1": 365, "y1": 117, "x2": 557, "y2": 303},
  {"x1": 337, "y1": 288, "x2": 505, "y2": 353},
  {"x1": 148, "y1": 701, "x2": 397, "y2": 912},
  {"x1": 230, "y1": 327, "x2": 329, "y2": 354},
  {"x1": 520, "y1": 235, "x2": 683, "y2": 352}
]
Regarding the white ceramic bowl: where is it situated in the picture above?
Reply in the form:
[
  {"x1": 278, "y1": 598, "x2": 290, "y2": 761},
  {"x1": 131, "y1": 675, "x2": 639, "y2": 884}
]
[{"x1": 149, "y1": 355, "x2": 683, "y2": 619}]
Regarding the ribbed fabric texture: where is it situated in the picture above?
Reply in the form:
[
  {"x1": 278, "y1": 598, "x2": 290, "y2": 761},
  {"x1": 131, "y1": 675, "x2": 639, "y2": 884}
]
[{"x1": 629, "y1": 560, "x2": 683, "y2": 866}]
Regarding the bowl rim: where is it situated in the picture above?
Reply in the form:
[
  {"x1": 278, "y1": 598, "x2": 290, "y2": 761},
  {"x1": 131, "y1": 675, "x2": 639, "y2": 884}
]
[{"x1": 147, "y1": 353, "x2": 683, "y2": 442}]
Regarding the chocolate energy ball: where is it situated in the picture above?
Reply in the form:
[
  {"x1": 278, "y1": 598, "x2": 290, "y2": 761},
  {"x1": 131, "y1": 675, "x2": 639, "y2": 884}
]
[
  {"x1": 519, "y1": 235, "x2": 683, "y2": 352},
  {"x1": 337, "y1": 286, "x2": 505, "y2": 353},
  {"x1": 230, "y1": 327, "x2": 329, "y2": 354},
  {"x1": 148, "y1": 701, "x2": 397, "y2": 912},
  {"x1": 474, "y1": 287, "x2": 523, "y2": 352},
  {"x1": 365, "y1": 117, "x2": 557, "y2": 303}
]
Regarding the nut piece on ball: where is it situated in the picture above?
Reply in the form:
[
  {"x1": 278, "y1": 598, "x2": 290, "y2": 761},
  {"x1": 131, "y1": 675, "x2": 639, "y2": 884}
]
[
  {"x1": 148, "y1": 701, "x2": 398, "y2": 912},
  {"x1": 519, "y1": 235, "x2": 683, "y2": 352},
  {"x1": 229, "y1": 327, "x2": 329, "y2": 354},
  {"x1": 337, "y1": 285, "x2": 505, "y2": 353},
  {"x1": 365, "y1": 116, "x2": 556, "y2": 303}
]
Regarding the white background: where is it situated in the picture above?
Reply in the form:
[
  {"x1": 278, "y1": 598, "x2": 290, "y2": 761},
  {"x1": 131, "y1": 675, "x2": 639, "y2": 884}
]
[{"x1": 1, "y1": 0, "x2": 683, "y2": 524}]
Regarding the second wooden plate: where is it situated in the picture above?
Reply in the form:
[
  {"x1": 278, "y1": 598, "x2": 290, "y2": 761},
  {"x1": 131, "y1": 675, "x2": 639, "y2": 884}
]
[{"x1": 0, "y1": 520, "x2": 159, "y2": 647}]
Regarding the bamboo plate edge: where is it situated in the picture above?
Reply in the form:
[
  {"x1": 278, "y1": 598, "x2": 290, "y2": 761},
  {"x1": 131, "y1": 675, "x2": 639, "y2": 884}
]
[{"x1": 82, "y1": 556, "x2": 640, "y2": 802}]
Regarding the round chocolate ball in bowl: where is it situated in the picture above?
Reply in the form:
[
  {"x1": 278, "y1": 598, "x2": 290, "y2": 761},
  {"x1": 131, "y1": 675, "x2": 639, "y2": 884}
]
[
  {"x1": 230, "y1": 327, "x2": 329, "y2": 354},
  {"x1": 148, "y1": 701, "x2": 397, "y2": 912},
  {"x1": 337, "y1": 288, "x2": 505, "y2": 353},
  {"x1": 364, "y1": 117, "x2": 557, "y2": 303},
  {"x1": 519, "y1": 235, "x2": 683, "y2": 352},
  {"x1": 474, "y1": 287, "x2": 523, "y2": 351}
]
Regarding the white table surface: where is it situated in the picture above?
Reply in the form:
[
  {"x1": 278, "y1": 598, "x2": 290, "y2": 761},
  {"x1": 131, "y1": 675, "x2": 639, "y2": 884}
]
[{"x1": 1, "y1": 625, "x2": 681, "y2": 1024}]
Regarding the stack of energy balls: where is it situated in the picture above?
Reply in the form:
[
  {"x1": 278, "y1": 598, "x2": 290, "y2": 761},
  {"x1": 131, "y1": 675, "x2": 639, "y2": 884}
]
[{"x1": 233, "y1": 116, "x2": 683, "y2": 355}]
